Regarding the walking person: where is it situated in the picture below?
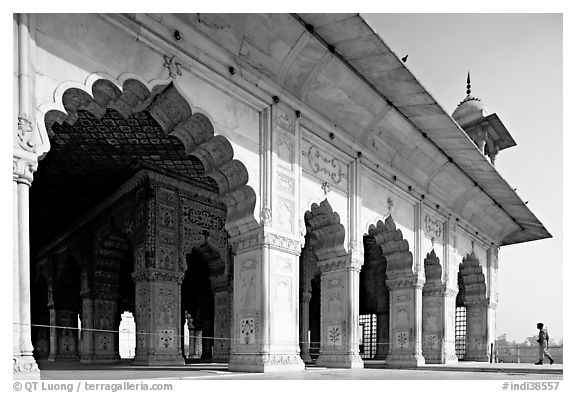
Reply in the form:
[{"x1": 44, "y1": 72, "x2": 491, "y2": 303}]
[{"x1": 535, "y1": 322, "x2": 554, "y2": 365}]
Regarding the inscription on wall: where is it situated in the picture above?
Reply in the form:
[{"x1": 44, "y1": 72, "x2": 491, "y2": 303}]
[{"x1": 301, "y1": 139, "x2": 348, "y2": 191}]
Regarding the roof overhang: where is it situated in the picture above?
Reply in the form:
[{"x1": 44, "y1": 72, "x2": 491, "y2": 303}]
[
  {"x1": 294, "y1": 13, "x2": 550, "y2": 246},
  {"x1": 161, "y1": 13, "x2": 551, "y2": 246}
]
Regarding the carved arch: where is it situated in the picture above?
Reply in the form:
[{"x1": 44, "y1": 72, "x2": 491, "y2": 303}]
[
  {"x1": 458, "y1": 251, "x2": 488, "y2": 305},
  {"x1": 304, "y1": 198, "x2": 347, "y2": 261},
  {"x1": 38, "y1": 73, "x2": 257, "y2": 237},
  {"x1": 423, "y1": 249, "x2": 442, "y2": 283},
  {"x1": 183, "y1": 238, "x2": 227, "y2": 286},
  {"x1": 369, "y1": 216, "x2": 414, "y2": 277}
]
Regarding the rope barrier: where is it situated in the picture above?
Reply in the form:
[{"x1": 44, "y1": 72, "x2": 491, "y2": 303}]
[{"x1": 19, "y1": 322, "x2": 472, "y2": 347}]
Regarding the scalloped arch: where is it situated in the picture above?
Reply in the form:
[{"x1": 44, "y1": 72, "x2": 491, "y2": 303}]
[
  {"x1": 37, "y1": 72, "x2": 257, "y2": 237},
  {"x1": 304, "y1": 198, "x2": 347, "y2": 261},
  {"x1": 368, "y1": 215, "x2": 414, "y2": 276}
]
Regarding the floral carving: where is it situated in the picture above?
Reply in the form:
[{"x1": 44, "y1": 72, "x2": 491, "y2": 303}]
[
  {"x1": 396, "y1": 331, "x2": 409, "y2": 349},
  {"x1": 328, "y1": 325, "x2": 342, "y2": 346}
]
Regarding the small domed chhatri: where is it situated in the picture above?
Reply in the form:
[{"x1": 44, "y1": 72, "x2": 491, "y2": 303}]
[
  {"x1": 452, "y1": 72, "x2": 489, "y2": 126},
  {"x1": 451, "y1": 72, "x2": 516, "y2": 165}
]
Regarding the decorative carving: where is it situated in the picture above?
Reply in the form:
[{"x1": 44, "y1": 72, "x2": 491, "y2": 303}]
[
  {"x1": 395, "y1": 331, "x2": 410, "y2": 349},
  {"x1": 240, "y1": 318, "x2": 256, "y2": 345},
  {"x1": 17, "y1": 114, "x2": 37, "y2": 152},
  {"x1": 163, "y1": 55, "x2": 182, "y2": 78},
  {"x1": 275, "y1": 277, "x2": 292, "y2": 310},
  {"x1": 260, "y1": 207, "x2": 272, "y2": 225},
  {"x1": 302, "y1": 145, "x2": 347, "y2": 185},
  {"x1": 425, "y1": 334, "x2": 438, "y2": 349},
  {"x1": 277, "y1": 200, "x2": 294, "y2": 232},
  {"x1": 277, "y1": 134, "x2": 295, "y2": 169},
  {"x1": 425, "y1": 214, "x2": 443, "y2": 240},
  {"x1": 327, "y1": 325, "x2": 342, "y2": 346},
  {"x1": 264, "y1": 232, "x2": 302, "y2": 254},
  {"x1": 275, "y1": 110, "x2": 296, "y2": 135},
  {"x1": 132, "y1": 269, "x2": 184, "y2": 283},
  {"x1": 159, "y1": 329, "x2": 175, "y2": 348},
  {"x1": 278, "y1": 174, "x2": 295, "y2": 194},
  {"x1": 12, "y1": 155, "x2": 38, "y2": 185}
]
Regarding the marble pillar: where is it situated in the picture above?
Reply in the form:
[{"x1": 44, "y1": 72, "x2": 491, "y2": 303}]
[
  {"x1": 132, "y1": 271, "x2": 185, "y2": 366},
  {"x1": 228, "y1": 228, "x2": 305, "y2": 372},
  {"x1": 13, "y1": 152, "x2": 40, "y2": 378},
  {"x1": 315, "y1": 256, "x2": 364, "y2": 368}
]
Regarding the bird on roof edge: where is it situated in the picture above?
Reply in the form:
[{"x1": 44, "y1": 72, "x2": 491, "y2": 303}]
[{"x1": 401, "y1": 55, "x2": 408, "y2": 63}]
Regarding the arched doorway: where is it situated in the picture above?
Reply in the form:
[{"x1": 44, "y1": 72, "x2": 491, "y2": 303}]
[
  {"x1": 31, "y1": 75, "x2": 257, "y2": 367},
  {"x1": 457, "y1": 251, "x2": 490, "y2": 361},
  {"x1": 359, "y1": 222, "x2": 390, "y2": 360}
]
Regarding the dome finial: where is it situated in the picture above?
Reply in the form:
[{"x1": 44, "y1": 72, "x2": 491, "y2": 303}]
[{"x1": 466, "y1": 71, "x2": 471, "y2": 95}]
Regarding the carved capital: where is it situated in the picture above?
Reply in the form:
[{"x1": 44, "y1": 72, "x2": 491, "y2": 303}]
[
  {"x1": 317, "y1": 254, "x2": 361, "y2": 273},
  {"x1": 13, "y1": 153, "x2": 38, "y2": 185},
  {"x1": 132, "y1": 268, "x2": 184, "y2": 283},
  {"x1": 260, "y1": 207, "x2": 272, "y2": 226},
  {"x1": 229, "y1": 229, "x2": 263, "y2": 254},
  {"x1": 263, "y1": 232, "x2": 303, "y2": 255},
  {"x1": 387, "y1": 274, "x2": 425, "y2": 290}
]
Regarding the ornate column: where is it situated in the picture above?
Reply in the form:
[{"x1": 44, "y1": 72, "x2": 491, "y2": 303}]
[
  {"x1": 79, "y1": 290, "x2": 120, "y2": 363},
  {"x1": 13, "y1": 152, "x2": 40, "y2": 378},
  {"x1": 228, "y1": 228, "x2": 305, "y2": 372},
  {"x1": 212, "y1": 290, "x2": 232, "y2": 361},
  {"x1": 380, "y1": 215, "x2": 425, "y2": 367},
  {"x1": 132, "y1": 270, "x2": 185, "y2": 365},
  {"x1": 316, "y1": 256, "x2": 364, "y2": 368},
  {"x1": 461, "y1": 251, "x2": 490, "y2": 361},
  {"x1": 132, "y1": 182, "x2": 185, "y2": 366},
  {"x1": 306, "y1": 200, "x2": 363, "y2": 369},
  {"x1": 422, "y1": 250, "x2": 458, "y2": 364}
]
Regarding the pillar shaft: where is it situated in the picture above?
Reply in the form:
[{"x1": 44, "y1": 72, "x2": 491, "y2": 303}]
[
  {"x1": 422, "y1": 286, "x2": 458, "y2": 364},
  {"x1": 315, "y1": 258, "x2": 363, "y2": 369},
  {"x1": 13, "y1": 155, "x2": 40, "y2": 378},
  {"x1": 132, "y1": 272, "x2": 185, "y2": 366},
  {"x1": 212, "y1": 291, "x2": 231, "y2": 361},
  {"x1": 374, "y1": 312, "x2": 389, "y2": 359},
  {"x1": 79, "y1": 296, "x2": 120, "y2": 363},
  {"x1": 228, "y1": 229, "x2": 305, "y2": 372},
  {"x1": 48, "y1": 309, "x2": 79, "y2": 361},
  {"x1": 386, "y1": 276, "x2": 426, "y2": 366}
]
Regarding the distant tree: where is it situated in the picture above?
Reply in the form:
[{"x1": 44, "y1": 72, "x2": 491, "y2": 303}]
[
  {"x1": 521, "y1": 335, "x2": 540, "y2": 347},
  {"x1": 496, "y1": 334, "x2": 516, "y2": 348}
]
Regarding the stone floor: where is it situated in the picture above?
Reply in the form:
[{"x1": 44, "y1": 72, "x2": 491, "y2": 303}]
[{"x1": 33, "y1": 359, "x2": 563, "y2": 380}]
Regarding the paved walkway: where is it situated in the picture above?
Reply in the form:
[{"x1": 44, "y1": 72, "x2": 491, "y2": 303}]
[{"x1": 34, "y1": 359, "x2": 563, "y2": 380}]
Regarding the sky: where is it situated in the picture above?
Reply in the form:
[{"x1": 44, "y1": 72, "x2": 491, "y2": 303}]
[{"x1": 362, "y1": 13, "x2": 564, "y2": 344}]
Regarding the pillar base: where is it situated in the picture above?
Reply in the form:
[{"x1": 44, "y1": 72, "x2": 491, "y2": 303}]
[
  {"x1": 423, "y1": 353, "x2": 459, "y2": 364},
  {"x1": 316, "y1": 353, "x2": 364, "y2": 369},
  {"x1": 132, "y1": 354, "x2": 185, "y2": 366},
  {"x1": 464, "y1": 353, "x2": 490, "y2": 362},
  {"x1": 228, "y1": 353, "x2": 305, "y2": 372},
  {"x1": 13, "y1": 355, "x2": 40, "y2": 380},
  {"x1": 300, "y1": 350, "x2": 313, "y2": 363},
  {"x1": 386, "y1": 353, "x2": 426, "y2": 367}
]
